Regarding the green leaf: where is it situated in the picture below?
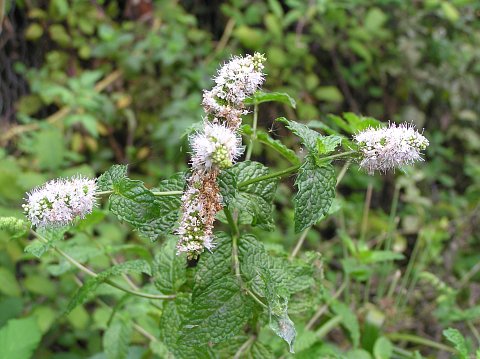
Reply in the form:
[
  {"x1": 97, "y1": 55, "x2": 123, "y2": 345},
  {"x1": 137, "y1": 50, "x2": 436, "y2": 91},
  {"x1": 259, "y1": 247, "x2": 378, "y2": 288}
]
[
  {"x1": 294, "y1": 157, "x2": 336, "y2": 232},
  {"x1": 0, "y1": 217, "x2": 28, "y2": 238},
  {"x1": 159, "y1": 295, "x2": 212, "y2": 359},
  {"x1": 97, "y1": 164, "x2": 128, "y2": 191},
  {"x1": 261, "y1": 270, "x2": 296, "y2": 353},
  {"x1": 245, "y1": 91, "x2": 296, "y2": 108},
  {"x1": 242, "y1": 125, "x2": 300, "y2": 165},
  {"x1": 358, "y1": 250, "x2": 405, "y2": 264},
  {"x1": 315, "y1": 86, "x2": 344, "y2": 103},
  {"x1": 443, "y1": 328, "x2": 469, "y2": 359},
  {"x1": 249, "y1": 341, "x2": 275, "y2": 358},
  {"x1": 277, "y1": 117, "x2": 322, "y2": 152},
  {"x1": 373, "y1": 336, "x2": 393, "y2": 359},
  {"x1": 238, "y1": 234, "x2": 313, "y2": 296},
  {"x1": 0, "y1": 268, "x2": 21, "y2": 297},
  {"x1": 316, "y1": 136, "x2": 343, "y2": 156},
  {"x1": 230, "y1": 161, "x2": 278, "y2": 230},
  {"x1": 180, "y1": 276, "x2": 254, "y2": 346},
  {"x1": 331, "y1": 300, "x2": 360, "y2": 347},
  {"x1": 103, "y1": 314, "x2": 133, "y2": 359},
  {"x1": 217, "y1": 170, "x2": 238, "y2": 206},
  {"x1": 0, "y1": 317, "x2": 42, "y2": 359},
  {"x1": 66, "y1": 260, "x2": 151, "y2": 314},
  {"x1": 193, "y1": 232, "x2": 232, "y2": 297},
  {"x1": 109, "y1": 177, "x2": 179, "y2": 241},
  {"x1": 154, "y1": 237, "x2": 186, "y2": 294}
]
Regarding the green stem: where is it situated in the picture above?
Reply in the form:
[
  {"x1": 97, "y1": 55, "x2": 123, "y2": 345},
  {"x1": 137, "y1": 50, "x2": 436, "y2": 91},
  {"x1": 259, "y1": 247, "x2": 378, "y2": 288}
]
[
  {"x1": 386, "y1": 333, "x2": 456, "y2": 353},
  {"x1": 31, "y1": 230, "x2": 175, "y2": 300},
  {"x1": 96, "y1": 190, "x2": 183, "y2": 197},
  {"x1": 238, "y1": 150, "x2": 356, "y2": 189},
  {"x1": 315, "y1": 315, "x2": 343, "y2": 339},
  {"x1": 289, "y1": 227, "x2": 310, "y2": 259},
  {"x1": 245, "y1": 103, "x2": 258, "y2": 161}
]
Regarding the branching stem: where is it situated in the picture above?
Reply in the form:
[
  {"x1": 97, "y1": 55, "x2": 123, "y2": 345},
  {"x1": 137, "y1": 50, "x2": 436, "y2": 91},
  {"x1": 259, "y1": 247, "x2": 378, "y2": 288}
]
[{"x1": 31, "y1": 230, "x2": 175, "y2": 300}]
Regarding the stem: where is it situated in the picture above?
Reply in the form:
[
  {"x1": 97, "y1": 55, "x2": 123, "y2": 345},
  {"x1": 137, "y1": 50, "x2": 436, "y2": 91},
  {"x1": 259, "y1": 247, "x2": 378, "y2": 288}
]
[
  {"x1": 289, "y1": 227, "x2": 310, "y2": 259},
  {"x1": 245, "y1": 103, "x2": 258, "y2": 161},
  {"x1": 377, "y1": 183, "x2": 401, "y2": 298},
  {"x1": 31, "y1": 230, "x2": 175, "y2": 300},
  {"x1": 239, "y1": 164, "x2": 300, "y2": 188},
  {"x1": 315, "y1": 315, "x2": 343, "y2": 339},
  {"x1": 361, "y1": 182, "x2": 373, "y2": 304},
  {"x1": 386, "y1": 333, "x2": 456, "y2": 353},
  {"x1": 97, "y1": 190, "x2": 183, "y2": 197},
  {"x1": 306, "y1": 281, "x2": 346, "y2": 330},
  {"x1": 238, "y1": 150, "x2": 356, "y2": 189},
  {"x1": 234, "y1": 336, "x2": 256, "y2": 359}
]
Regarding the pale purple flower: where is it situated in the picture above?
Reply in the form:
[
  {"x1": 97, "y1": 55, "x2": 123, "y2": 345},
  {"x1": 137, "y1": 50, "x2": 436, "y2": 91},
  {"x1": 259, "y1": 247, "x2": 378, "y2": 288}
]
[
  {"x1": 23, "y1": 176, "x2": 97, "y2": 227},
  {"x1": 354, "y1": 123, "x2": 429, "y2": 174},
  {"x1": 190, "y1": 122, "x2": 244, "y2": 171}
]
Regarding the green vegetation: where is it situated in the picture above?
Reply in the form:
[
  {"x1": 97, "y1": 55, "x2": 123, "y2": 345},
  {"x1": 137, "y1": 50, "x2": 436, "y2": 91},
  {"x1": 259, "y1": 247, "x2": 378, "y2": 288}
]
[{"x1": 0, "y1": 1, "x2": 479, "y2": 358}]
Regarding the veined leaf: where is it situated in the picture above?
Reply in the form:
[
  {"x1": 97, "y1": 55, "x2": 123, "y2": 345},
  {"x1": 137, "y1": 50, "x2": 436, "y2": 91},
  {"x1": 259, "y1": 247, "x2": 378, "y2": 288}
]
[
  {"x1": 154, "y1": 237, "x2": 186, "y2": 294},
  {"x1": 443, "y1": 328, "x2": 470, "y2": 359},
  {"x1": 97, "y1": 164, "x2": 128, "y2": 191},
  {"x1": 245, "y1": 91, "x2": 296, "y2": 108},
  {"x1": 180, "y1": 276, "x2": 254, "y2": 346},
  {"x1": 277, "y1": 117, "x2": 322, "y2": 152},
  {"x1": 229, "y1": 161, "x2": 278, "y2": 230},
  {"x1": 103, "y1": 314, "x2": 132, "y2": 359},
  {"x1": 331, "y1": 300, "x2": 360, "y2": 347},
  {"x1": 294, "y1": 157, "x2": 336, "y2": 232}
]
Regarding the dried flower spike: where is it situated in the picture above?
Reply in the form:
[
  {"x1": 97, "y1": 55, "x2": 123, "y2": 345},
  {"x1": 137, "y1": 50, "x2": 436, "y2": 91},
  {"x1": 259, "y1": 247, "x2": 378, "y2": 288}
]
[
  {"x1": 23, "y1": 176, "x2": 97, "y2": 227},
  {"x1": 354, "y1": 123, "x2": 429, "y2": 174}
]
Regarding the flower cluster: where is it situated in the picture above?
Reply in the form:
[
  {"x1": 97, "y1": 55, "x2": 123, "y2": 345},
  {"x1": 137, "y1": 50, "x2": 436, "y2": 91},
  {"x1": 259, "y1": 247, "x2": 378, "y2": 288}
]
[
  {"x1": 202, "y1": 53, "x2": 266, "y2": 127},
  {"x1": 354, "y1": 123, "x2": 429, "y2": 174},
  {"x1": 23, "y1": 176, "x2": 97, "y2": 227},
  {"x1": 177, "y1": 53, "x2": 266, "y2": 259},
  {"x1": 190, "y1": 122, "x2": 244, "y2": 172}
]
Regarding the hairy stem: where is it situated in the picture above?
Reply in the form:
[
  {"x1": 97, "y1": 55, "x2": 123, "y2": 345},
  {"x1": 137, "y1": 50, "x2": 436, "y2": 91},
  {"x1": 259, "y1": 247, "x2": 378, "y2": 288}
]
[
  {"x1": 31, "y1": 230, "x2": 175, "y2": 300},
  {"x1": 245, "y1": 103, "x2": 259, "y2": 161}
]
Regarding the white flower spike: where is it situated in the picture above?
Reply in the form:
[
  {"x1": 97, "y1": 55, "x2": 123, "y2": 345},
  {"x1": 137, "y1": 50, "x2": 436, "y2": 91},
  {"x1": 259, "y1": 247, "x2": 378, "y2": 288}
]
[
  {"x1": 190, "y1": 122, "x2": 244, "y2": 171},
  {"x1": 23, "y1": 176, "x2": 97, "y2": 227},
  {"x1": 354, "y1": 123, "x2": 429, "y2": 174},
  {"x1": 202, "y1": 52, "x2": 266, "y2": 126}
]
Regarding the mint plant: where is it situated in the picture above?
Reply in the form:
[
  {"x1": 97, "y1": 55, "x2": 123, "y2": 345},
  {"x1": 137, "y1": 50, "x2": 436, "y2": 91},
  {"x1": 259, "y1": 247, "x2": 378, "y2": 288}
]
[{"x1": 1, "y1": 54, "x2": 430, "y2": 358}]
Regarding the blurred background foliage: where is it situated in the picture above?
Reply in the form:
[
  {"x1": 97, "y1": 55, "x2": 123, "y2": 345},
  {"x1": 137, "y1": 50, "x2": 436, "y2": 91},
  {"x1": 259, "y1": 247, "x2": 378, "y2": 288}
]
[{"x1": 0, "y1": 0, "x2": 479, "y2": 358}]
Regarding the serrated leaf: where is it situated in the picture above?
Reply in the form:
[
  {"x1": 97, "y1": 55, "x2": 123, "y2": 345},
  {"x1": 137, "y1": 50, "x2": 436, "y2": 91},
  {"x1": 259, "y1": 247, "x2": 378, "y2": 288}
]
[
  {"x1": 97, "y1": 164, "x2": 128, "y2": 191},
  {"x1": 238, "y1": 234, "x2": 314, "y2": 296},
  {"x1": 154, "y1": 237, "x2": 186, "y2": 294},
  {"x1": 294, "y1": 157, "x2": 336, "y2": 232},
  {"x1": 103, "y1": 314, "x2": 132, "y2": 359},
  {"x1": 180, "y1": 276, "x2": 254, "y2": 346},
  {"x1": 245, "y1": 91, "x2": 296, "y2": 108},
  {"x1": 159, "y1": 295, "x2": 212, "y2": 359},
  {"x1": 277, "y1": 117, "x2": 322, "y2": 152},
  {"x1": 66, "y1": 260, "x2": 151, "y2": 314},
  {"x1": 217, "y1": 170, "x2": 238, "y2": 206},
  {"x1": 0, "y1": 317, "x2": 42, "y2": 359},
  {"x1": 193, "y1": 232, "x2": 232, "y2": 297},
  {"x1": 260, "y1": 270, "x2": 296, "y2": 353},
  {"x1": 331, "y1": 300, "x2": 360, "y2": 348},
  {"x1": 230, "y1": 161, "x2": 278, "y2": 230},
  {"x1": 443, "y1": 328, "x2": 469, "y2": 359},
  {"x1": 109, "y1": 177, "x2": 180, "y2": 241},
  {"x1": 316, "y1": 135, "x2": 343, "y2": 155}
]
